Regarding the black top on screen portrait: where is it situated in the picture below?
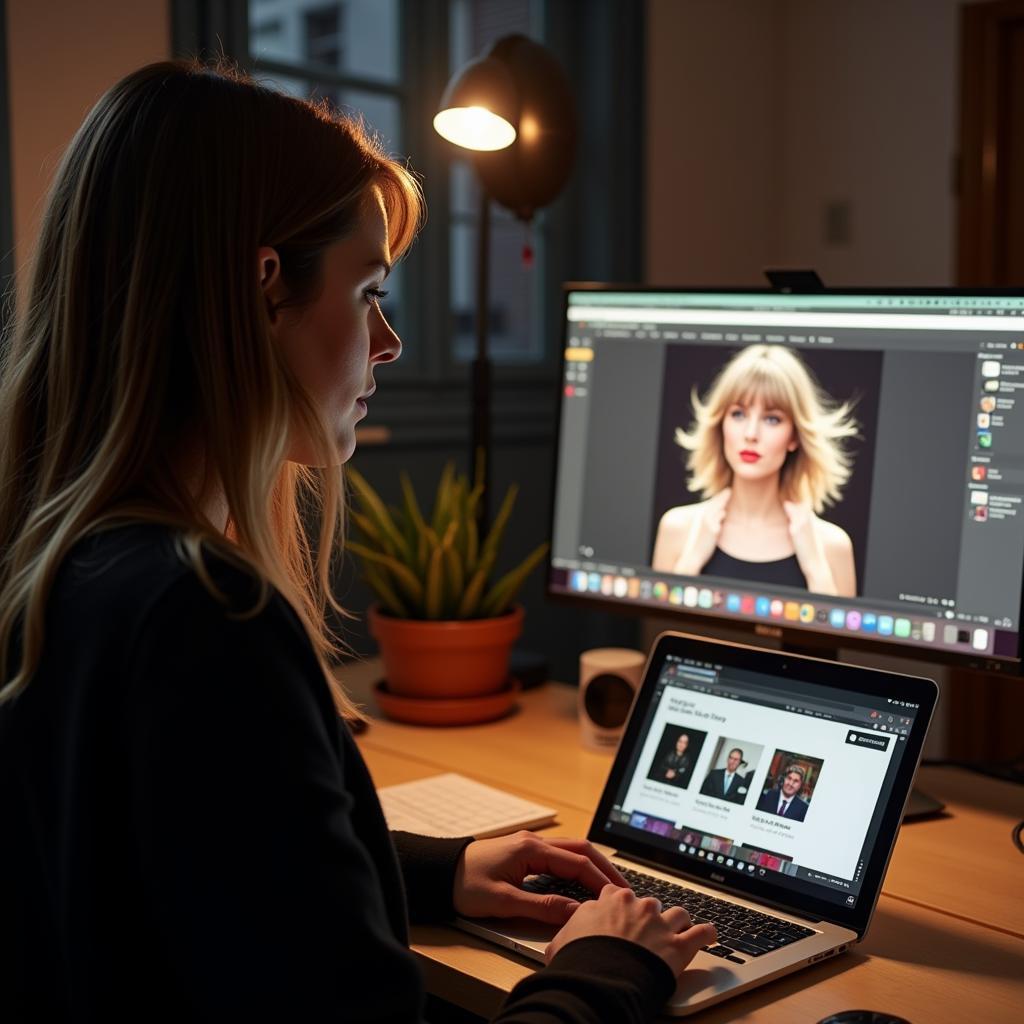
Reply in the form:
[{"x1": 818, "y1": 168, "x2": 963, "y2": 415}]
[
  {"x1": 701, "y1": 546, "x2": 808, "y2": 589},
  {"x1": 0, "y1": 524, "x2": 674, "y2": 1023}
]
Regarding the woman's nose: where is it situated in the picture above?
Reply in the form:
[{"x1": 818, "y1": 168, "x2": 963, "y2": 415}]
[{"x1": 371, "y1": 304, "x2": 402, "y2": 363}]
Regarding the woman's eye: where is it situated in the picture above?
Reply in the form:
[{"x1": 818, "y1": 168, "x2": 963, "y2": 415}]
[
  {"x1": 364, "y1": 287, "x2": 389, "y2": 305},
  {"x1": 765, "y1": 414, "x2": 781, "y2": 426},
  {"x1": 729, "y1": 408, "x2": 745, "y2": 420}
]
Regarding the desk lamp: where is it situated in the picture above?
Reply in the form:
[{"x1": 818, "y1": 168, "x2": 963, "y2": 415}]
[{"x1": 434, "y1": 33, "x2": 576, "y2": 532}]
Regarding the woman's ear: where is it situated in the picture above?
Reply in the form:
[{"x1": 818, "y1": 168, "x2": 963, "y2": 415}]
[{"x1": 257, "y1": 245, "x2": 284, "y2": 325}]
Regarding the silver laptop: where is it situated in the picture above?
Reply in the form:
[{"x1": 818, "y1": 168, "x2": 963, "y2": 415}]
[{"x1": 457, "y1": 631, "x2": 938, "y2": 1015}]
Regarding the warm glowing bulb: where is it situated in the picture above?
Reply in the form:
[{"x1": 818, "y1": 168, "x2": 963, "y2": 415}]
[
  {"x1": 433, "y1": 106, "x2": 516, "y2": 151},
  {"x1": 518, "y1": 113, "x2": 540, "y2": 144}
]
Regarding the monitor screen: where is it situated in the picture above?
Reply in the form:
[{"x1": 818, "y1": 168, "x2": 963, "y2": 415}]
[{"x1": 547, "y1": 287, "x2": 1024, "y2": 671}]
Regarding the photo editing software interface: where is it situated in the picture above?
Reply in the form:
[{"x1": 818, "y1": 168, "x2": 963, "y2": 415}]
[
  {"x1": 550, "y1": 291, "x2": 1024, "y2": 663},
  {"x1": 602, "y1": 653, "x2": 922, "y2": 908}
]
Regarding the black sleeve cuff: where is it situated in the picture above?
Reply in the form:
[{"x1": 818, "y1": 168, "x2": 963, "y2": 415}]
[
  {"x1": 389, "y1": 831, "x2": 474, "y2": 924},
  {"x1": 496, "y1": 936, "x2": 676, "y2": 1024}
]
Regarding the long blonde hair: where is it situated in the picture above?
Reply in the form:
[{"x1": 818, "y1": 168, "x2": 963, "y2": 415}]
[
  {"x1": 0, "y1": 60, "x2": 423, "y2": 715},
  {"x1": 676, "y1": 345, "x2": 858, "y2": 512}
]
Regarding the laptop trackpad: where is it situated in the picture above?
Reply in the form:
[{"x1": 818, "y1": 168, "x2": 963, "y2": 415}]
[{"x1": 672, "y1": 964, "x2": 735, "y2": 1003}]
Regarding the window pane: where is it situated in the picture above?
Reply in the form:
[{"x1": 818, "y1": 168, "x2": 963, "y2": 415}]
[
  {"x1": 254, "y1": 75, "x2": 401, "y2": 154},
  {"x1": 450, "y1": 217, "x2": 544, "y2": 364},
  {"x1": 337, "y1": 88, "x2": 401, "y2": 156},
  {"x1": 249, "y1": 0, "x2": 400, "y2": 85},
  {"x1": 449, "y1": 0, "x2": 533, "y2": 71},
  {"x1": 449, "y1": 159, "x2": 477, "y2": 219}
]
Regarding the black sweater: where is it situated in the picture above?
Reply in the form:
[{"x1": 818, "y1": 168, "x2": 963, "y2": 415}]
[{"x1": 0, "y1": 525, "x2": 674, "y2": 1022}]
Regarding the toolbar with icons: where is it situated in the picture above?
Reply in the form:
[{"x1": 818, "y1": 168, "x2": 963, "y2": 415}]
[{"x1": 559, "y1": 569, "x2": 995, "y2": 655}]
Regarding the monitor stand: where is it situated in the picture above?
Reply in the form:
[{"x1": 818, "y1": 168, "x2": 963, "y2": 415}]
[{"x1": 779, "y1": 640, "x2": 946, "y2": 821}]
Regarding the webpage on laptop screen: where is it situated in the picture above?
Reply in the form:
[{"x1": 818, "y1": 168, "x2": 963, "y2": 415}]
[{"x1": 602, "y1": 654, "x2": 922, "y2": 909}]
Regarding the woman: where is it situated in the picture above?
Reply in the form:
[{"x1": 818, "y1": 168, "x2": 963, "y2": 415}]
[
  {"x1": 0, "y1": 62, "x2": 715, "y2": 1021},
  {"x1": 658, "y1": 732, "x2": 693, "y2": 786},
  {"x1": 652, "y1": 344, "x2": 858, "y2": 597}
]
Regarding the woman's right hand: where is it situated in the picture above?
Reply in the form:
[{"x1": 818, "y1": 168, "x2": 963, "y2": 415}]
[
  {"x1": 545, "y1": 885, "x2": 717, "y2": 977},
  {"x1": 673, "y1": 488, "x2": 731, "y2": 576}
]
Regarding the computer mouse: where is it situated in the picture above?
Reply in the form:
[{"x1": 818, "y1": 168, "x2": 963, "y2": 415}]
[{"x1": 817, "y1": 1012, "x2": 911, "y2": 1024}]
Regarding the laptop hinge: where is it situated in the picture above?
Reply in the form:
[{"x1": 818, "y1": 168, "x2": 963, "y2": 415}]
[{"x1": 612, "y1": 850, "x2": 825, "y2": 924}]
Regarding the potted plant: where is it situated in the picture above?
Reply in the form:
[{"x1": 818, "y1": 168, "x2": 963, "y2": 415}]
[{"x1": 346, "y1": 459, "x2": 548, "y2": 716}]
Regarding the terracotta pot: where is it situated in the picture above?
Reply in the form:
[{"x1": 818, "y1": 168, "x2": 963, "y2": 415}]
[{"x1": 368, "y1": 605, "x2": 524, "y2": 699}]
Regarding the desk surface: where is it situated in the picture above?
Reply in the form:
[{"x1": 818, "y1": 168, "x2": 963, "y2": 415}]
[{"x1": 338, "y1": 660, "x2": 1024, "y2": 1022}]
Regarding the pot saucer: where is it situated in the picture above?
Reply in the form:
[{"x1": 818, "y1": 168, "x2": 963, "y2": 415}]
[{"x1": 373, "y1": 677, "x2": 520, "y2": 726}]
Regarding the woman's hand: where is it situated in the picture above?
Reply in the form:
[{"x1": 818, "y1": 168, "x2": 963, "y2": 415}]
[
  {"x1": 546, "y1": 884, "x2": 716, "y2": 976},
  {"x1": 782, "y1": 499, "x2": 835, "y2": 594},
  {"x1": 674, "y1": 488, "x2": 731, "y2": 575},
  {"x1": 453, "y1": 832, "x2": 627, "y2": 925}
]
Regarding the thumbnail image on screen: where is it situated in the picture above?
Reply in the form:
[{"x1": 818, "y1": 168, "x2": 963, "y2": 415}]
[
  {"x1": 754, "y1": 750, "x2": 825, "y2": 823},
  {"x1": 698, "y1": 737, "x2": 763, "y2": 806},
  {"x1": 647, "y1": 724, "x2": 708, "y2": 789}
]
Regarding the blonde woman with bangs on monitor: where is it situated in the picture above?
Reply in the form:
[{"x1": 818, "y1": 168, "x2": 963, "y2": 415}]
[{"x1": 652, "y1": 344, "x2": 859, "y2": 597}]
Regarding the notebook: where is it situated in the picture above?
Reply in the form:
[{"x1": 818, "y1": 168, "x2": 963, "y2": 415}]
[
  {"x1": 455, "y1": 631, "x2": 937, "y2": 1016},
  {"x1": 378, "y1": 772, "x2": 558, "y2": 839}
]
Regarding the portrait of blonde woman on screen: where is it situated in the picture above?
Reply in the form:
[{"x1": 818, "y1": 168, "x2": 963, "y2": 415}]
[{"x1": 651, "y1": 345, "x2": 859, "y2": 597}]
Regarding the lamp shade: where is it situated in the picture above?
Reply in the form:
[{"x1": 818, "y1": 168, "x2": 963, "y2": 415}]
[
  {"x1": 437, "y1": 34, "x2": 576, "y2": 221},
  {"x1": 433, "y1": 55, "x2": 518, "y2": 151}
]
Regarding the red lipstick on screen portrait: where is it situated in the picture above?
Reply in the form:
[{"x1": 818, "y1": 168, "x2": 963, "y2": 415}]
[{"x1": 739, "y1": 449, "x2": 761, "y2": 463}]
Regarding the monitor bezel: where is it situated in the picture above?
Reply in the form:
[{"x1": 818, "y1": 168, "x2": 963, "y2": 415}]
[
  {"x1": 546, "y1": 282, "x2": 1024, "y2": 676},
  {"x1": 586, "y1": 630, "x2": 939, "y2": 938}
]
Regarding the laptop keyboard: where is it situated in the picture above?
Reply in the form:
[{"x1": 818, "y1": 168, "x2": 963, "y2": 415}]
[{"x1": 524, "y1": 866, "x2": 816, "y2": 964}]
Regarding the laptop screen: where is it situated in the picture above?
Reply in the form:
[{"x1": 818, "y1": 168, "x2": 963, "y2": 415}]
[{"x1": 596, "y1": 647, "x2": 926, "y2": 912}]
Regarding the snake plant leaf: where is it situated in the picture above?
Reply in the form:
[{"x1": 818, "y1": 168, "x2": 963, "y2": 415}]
[
  {"x1": 346, "y1": 466, "x2": 410, "y2": 561},
  {"x1": 440, "y1": 518, "x2": 458, "y2": 550},
  {"x1": 400, "y1": 471, "x2": 428, "y2": 534},
  {"x1": 346, "y1": 541, "x2": 424, "y2": 604},
  {"x1": 466, "y1": 481, "x2": 484, "y2": 519},
  {"x1": 480, "y1": 542, "x2": 550, "y2": 618},
  {"x1": 349, "y1": 510, "x2": 385, "y2": 548},
  {"x1": 425, "y1": 545, "x2": 444, "y2": 619},
  {"x1": 443, "y1": 543, "x2": 465, "y2": 606},
  {"x1": 431, "y1": 460, "x2": 456, "y2": 535},
  {"x1": 363, "y1": 563, "x2": 410, "y2": 617},
  {"x1": 456, "y1": 565, "x2": 488, "y2": 618},
  {"x1": 465, "y1": 516, "x2": 479, "y2": 573},
  {"x1": 478, "y1": 484, "x2": 518, "y2": 571},
  {"x1": 415, "y1": 528, "x2": 430, "y2": 576}
]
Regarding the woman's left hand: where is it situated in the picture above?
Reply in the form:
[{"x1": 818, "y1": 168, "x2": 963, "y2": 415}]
[
  {"x1": 453, "y1": 831, "x2": 628, "y2": 924},
  {"x1": 783, "y1": 500, "x2": 834, "y2": 593}
]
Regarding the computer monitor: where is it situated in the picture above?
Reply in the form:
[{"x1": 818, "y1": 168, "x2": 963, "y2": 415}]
[{"x1": 547, "y1": 285, "x2": 1024, "y2": 675}]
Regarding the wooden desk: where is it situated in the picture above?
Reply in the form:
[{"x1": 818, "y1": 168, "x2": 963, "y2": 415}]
[{"x1": 337, "y1": 660, "x2": 1024, "y2": 1022}]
